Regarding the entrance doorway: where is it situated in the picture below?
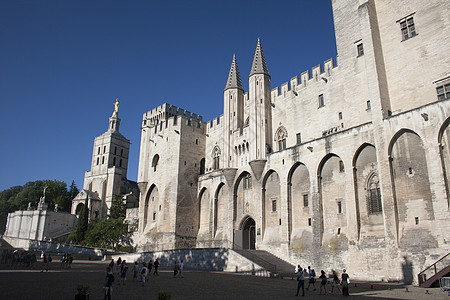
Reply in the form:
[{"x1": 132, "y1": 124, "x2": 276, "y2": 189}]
[{"x1": 242, "y1": 217, "x2": 256, "y2": 250}]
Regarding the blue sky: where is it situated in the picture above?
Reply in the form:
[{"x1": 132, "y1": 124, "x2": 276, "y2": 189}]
[{"x1": 0, "y1": 0, "x2": 337, "y2": 191}]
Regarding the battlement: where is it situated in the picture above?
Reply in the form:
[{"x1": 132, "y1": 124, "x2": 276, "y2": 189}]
[
  {"x1": 271, "y1": 57, "x2": 337, "y2": 99},
  {"x1": 143, "y1": 103, "x2": 203, "y2": 123},
  {"x1": 206, "y1": 114, "x2": 224, "y2": 131}
]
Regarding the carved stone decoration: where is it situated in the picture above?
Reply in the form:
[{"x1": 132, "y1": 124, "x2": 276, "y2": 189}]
[
  {"x1": 223, "y1": 168, "x2": 238, "y2": 186},
  {"x1": 249, "y1": 159, "x2": 267, "y2": 180},
  {"x1": 137, "y1": 182, "x2": 148, "y2": 194}
]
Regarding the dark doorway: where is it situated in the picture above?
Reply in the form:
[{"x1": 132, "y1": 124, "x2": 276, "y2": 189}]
[{"x1": 242, "y1": 217, "x2": 256, "y2": 250}]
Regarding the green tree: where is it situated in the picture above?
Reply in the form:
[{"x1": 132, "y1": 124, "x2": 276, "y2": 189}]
[
  {"x1": 66, "y1": 180, "x2": 79, "y2": 212},
  {"x1": 74, "y1": 195, "x2": 89, "y2": 243},
  {"x1": 109, "y1": 195, "x2": 126, "y2": 219},
  {"x1": 84, "y1": 218, "x2": 132, "y2": 249}
]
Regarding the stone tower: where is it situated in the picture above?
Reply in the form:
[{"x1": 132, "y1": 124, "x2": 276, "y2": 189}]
[
  {"x1": 247, "y1": 38, "x2": 272, "y2": 160},
  {"x1": 71, "y1": 99, "x2": 135, "y2": 219},
  {"x1": 136, "y1": 104, "x2": 206, "y2": 251}
]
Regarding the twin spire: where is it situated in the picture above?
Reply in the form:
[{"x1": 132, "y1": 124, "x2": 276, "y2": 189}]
[{"x1": 224, "y1": 38, "x2": 270, "y2": 91}]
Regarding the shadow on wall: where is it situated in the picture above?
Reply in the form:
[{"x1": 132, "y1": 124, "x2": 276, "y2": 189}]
[
  {"x1": 402, "y1": 256, "x2": 413, "y2": 285},
  {"x1": 141, "y1": 248, "x2": 229, "y2": 271}
]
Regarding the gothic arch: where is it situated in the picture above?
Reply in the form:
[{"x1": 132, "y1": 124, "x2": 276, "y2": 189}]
[
  {"x1": 438, "y1": 118, "x2": 450, "y2": 207},
  {"x1": 143, "y1": 184, "x2": 158, "y2": 230},
  {"x1": 214, "y1": 182, "x2": 226, "y2": 238},
  {"x1": 352, "y1": 143, "x2": 382, "y2": 240},
  {"x1": 261, "y1": 169, "x2": 281, "y2": 241},
  {"x1": 233, "y1": 171, "x2": 252, "y2": 222},
  {"x1": 317, "y1": 153, "x2": 346, "y2": 245},
  {"x1": 287, "y1": 162, "x2": 311, "y2": 243},
  {"x1": 274, "y1": 126, "x2": 287, "y2": 151},
  {"x1": 211, "y1": 145, "x2": 221, "y2": 170},
  {"x1": 388, "y1": 129, "x2": 434, "y2": 245}
]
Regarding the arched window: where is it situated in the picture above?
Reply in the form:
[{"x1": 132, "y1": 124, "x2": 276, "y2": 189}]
[
  {"x1": 212, "y1": 146, "x2": 221, "y2": 170},
  {"x1": 366, "y1": 172, "x2": 382, "y2": 214},
  {"x1": 152, "y1": 154, "x2": 160, "y2": 172},
  {"x1": 275, "y1": 126, "x2": 288, "y2": 151}
]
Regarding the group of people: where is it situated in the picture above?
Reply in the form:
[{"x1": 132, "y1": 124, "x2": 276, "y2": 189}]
[
  {"x1": 295, "y1": 265, "x2": 350, "y2": 297},
  {"x1": 1, "y1": 249, "x2": 37, "y2": 268},
  {"x1": 60, "y1": 253, "x2": 73, "y2": 268}
]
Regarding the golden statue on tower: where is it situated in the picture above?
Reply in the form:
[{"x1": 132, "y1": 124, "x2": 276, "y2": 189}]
[{"x1": 113, "y1": 98, "x2": 119, "y2": 116}]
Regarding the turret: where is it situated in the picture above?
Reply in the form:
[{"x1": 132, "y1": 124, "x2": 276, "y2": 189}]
[
  {"x1": 223, "y1": 55, "x2": 245, "y2": 168},
  {"x1": 248, "y1": 38, "x2": 272, "y2": 159}
]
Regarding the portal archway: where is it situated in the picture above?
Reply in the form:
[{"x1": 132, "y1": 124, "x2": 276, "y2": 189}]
[{"x1": 241, "y1": 217, "x2": 256, "y2": 250}]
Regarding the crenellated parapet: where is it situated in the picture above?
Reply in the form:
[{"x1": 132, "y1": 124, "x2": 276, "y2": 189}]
[
  {"x1": 270, "y1": 57, "x2": 337, "y2": 101},
  {"x1": 141, "y1": 103, "x2": 203, "y2": 128}
]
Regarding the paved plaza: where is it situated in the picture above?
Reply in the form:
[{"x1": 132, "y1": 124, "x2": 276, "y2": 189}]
[{"x1": 0, "y1": 260, "x2": 448, "y2": 299}]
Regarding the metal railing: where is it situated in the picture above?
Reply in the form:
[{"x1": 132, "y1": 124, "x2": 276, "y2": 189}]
[{"x1": 418, "y1": 252, "x2": 450, "y2": 285}]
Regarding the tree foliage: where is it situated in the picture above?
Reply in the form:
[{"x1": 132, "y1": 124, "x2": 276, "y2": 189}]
[
  {"x1": 83, "y1": 218, "x2": 132, "y2": 249},
  {"x1": 109, "y1": 195, "x2": 126, "y2": 219},
  {"x1": 74, "y1": 195, "x2": 89, "y2": 243}
]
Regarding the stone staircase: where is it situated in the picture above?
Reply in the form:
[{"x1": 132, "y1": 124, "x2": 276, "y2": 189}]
[
  {"x1": 418, "y1": 252, "x2": 450, "y2": 288},
  {"x1": 234, "y1": 249, "x2": 295, "y2": 278}
]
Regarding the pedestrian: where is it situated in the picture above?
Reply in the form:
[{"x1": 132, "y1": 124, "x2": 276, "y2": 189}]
[
  {"x1": 148, "y1": 259, "x2": 153, "y2": 275},
  {"x1": 61, "y1": 254, "x2": 65, "y2": 268},
  {"x1": 120, "y1": 260, "x2": 128, "y2": 285},
  {"x1": 140, "y1": 262, "x2": 148, "y2": 286},
  {"x1": 153, "y1": 258, "x2": 159, "y2": 275},
  {"x1": 341, "y1": 269, "x2": 350, "y2": 296},
  {"x1": 41, "y1": 253, "x2": 48, "y2": 272},
  {"x1": 173, "y1": 260, "x2": 179, "y2": 278},
  {"x1": 330, "y1": 270, "x2": 341, "y2": 294},
  {"x1": 295, "y1": 266, "x2": 305, "y2": 296},
  {"x1": 319, "y1": 270, "x2": 327, "y2": 295},
  {"x1": 133, "y1": 261, "x2": 139, "y2": 281},
  {"x1": 178, "y1": 260, "x2": 184, "y2": 278},
  {"x1": 104, "y1": 267, "x2": 114, "y2": 300},
  {"x1": 109, "y1": 259, "x2": 114, "y2": 268},
  {"x1": 306, "y1": 266, "x2": 316, "y2": 291},
  {"x1": 116, "y1": 257, "x2": 122, "y2": 275}
]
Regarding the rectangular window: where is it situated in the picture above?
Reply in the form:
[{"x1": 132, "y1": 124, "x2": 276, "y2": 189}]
[
  {"x1": 318, "y1": 94, "x2": 325, "y2": 107},
  {"x1": 339, "y1": 160, "x2": 345, "y2": 172},
  {"x1": 357, "y1": 43, "x2": 364, "y2": 56},
  {"x1": 96, "y1": 157, "x2": 99, "y2": 165},
  {"x1": 367, "y1": 100, "x2": 371, "y2": 110},
  {"x1": 153, "y1": 212, "x2": 156, "y2": 221},
  {"x1": 437, "y1": 84, "x2": 450, "y2": 101},
  {"x1": 337, "y1": 201, "x2": 342, "y2": 214},
  {"x1": 102, "y1": 156, "x2": 105, "y2": 164},
  {"x1": 272, "y1": 200, "x2": 277, "y2": 212},
  {"x1": 308, "y1": 218, "x2": 311, "y2": 226},
  {"x1": 103, "y1": 146, "x2": 106, "y2": 153},
  {"x1": 119, "y1": 159, "x2": 122, "y2": 167},
  {"x1": 399, "y1": 16, "x2": 417, "y2": 41},
  {"x1": 296, "y1": 133, "x2": 301, "y2": 145},
  {"x1": 369, "y1": 187, "x2": 382, "y2": 214},
  {"x1": 278, "y1": 139, "x2": 286, "y2": 151},
  {"x1": 338, "y1": 112, "x2": 343, "y2": 120},
  {"x1": 120, "y1": 149, "x2": 124, "y2": 157},
  {"x1": 112, "y1": 157, "x2": 116, "y2": 166},
  {"x1": 303, "y1": 194, "x2": 308, "y2": 207},
  {"x1": 97, "y1": 147, "x2": 100, "y2": 155}
]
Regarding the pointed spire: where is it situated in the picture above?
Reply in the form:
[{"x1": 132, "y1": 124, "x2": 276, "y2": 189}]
[
  {"x1": 249, "y1": 38, "x2": 270, "y2": 77},
  {"x1": 224, "y1": 54, "x2": 244, "y2": 91}
]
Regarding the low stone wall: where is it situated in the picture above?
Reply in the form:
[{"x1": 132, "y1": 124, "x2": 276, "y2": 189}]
[
  {"x1": 111, "y1": 248, "x2": 272, "y2": 277},
  {"x1": 2, "y1": 236, "x2": 104, "y2": 259}
]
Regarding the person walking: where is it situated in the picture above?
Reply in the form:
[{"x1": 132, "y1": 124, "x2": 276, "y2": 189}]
[
  {"x1": 104, "y1": 267, "x2": 114, "y2": 300},
  {"x1": 306, "y1": 266, "x2": 316, "y2": 291},
  {"x1": 330, "y1": 269, "x2": 341, "y2": 294},
  {"x1": 178, "y1": 260, "x2": 184, "y2": 278},
  {"x1": 341, "y1": 269, "x2": 350, "y2": 297},
  {"x1": 319, "y1": 270, "x2": 327, "y2": 295},
  {"x1": 133, "y1": 261, "x2": 139, "y2": 281},
  {"x1": 140, "y1": 262, "x2": 148, "y2": 286},
  {"x1": 173, "y1": 260, "x2": 179, "y2": 278},
  {"x1": 120, "y1": 260, "x2": 128, "y2": 285},
  {"x1": 147, "y1": 259, "x2": 153, "y2": 276},
  {"x1": 295, "y1": 266, "x2": 305, "y2": 296},
  {"x1": 153, "y1": 258, "x2": 159, "y2": 276}
]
